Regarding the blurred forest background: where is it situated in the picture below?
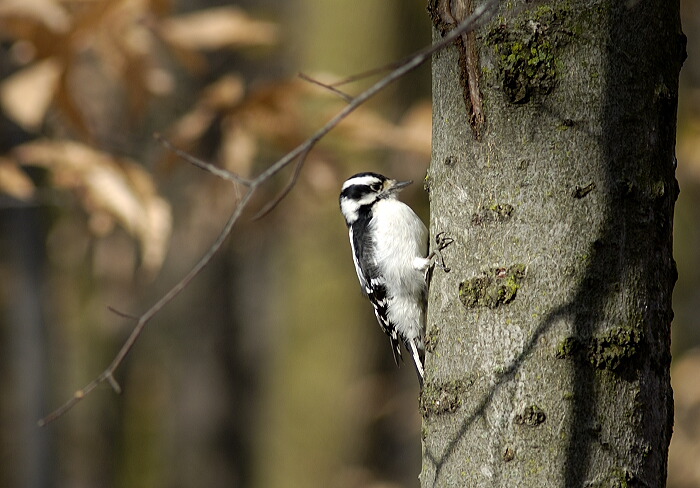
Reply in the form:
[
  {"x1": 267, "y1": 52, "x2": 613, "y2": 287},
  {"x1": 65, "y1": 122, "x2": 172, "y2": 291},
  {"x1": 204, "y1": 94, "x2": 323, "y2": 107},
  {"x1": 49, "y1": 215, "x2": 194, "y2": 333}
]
[{"x1": 0, "y1": 1, "x2": 697, "y2": 487}]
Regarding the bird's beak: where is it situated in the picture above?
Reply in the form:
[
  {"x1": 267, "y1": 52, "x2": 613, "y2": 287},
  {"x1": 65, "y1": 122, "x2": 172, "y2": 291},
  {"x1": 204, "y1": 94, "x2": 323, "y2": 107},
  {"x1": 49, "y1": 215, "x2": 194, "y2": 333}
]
[{"x1": 389, "y1": 179, "x2": 413, "y2": 193}]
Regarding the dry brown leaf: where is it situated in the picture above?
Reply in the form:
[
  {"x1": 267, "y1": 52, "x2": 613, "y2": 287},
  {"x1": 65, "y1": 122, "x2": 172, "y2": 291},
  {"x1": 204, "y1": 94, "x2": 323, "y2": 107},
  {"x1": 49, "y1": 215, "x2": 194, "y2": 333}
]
[
  {"x1": 160, "y1": 6, "x2": 278, "y2": 50},
  {"x1": 201, "y1": 75, "x2": 246, "y2": 109},
  {"x1": 168, "y1": 107, "x2": 216, "y2": 147},
  {"x1": 118, "y1": 162, "x2": 171, "y2": 272},
  {"x1": 14, "y1": 140, "x2": 172, "y2": 274},
  {"x1": 334, "y1": 101, "x2": 432, "y2": 157},
  {"x1": 0, "y1": 157, "x2": 35, "y2": 200},
  {"x1": 167, "y1": 75, "x2": 246, "y2": 148},
  {"x1": 145, "y1": 67, "x2": 175, "y2": 96},
  {"x1": 52, "y1": 73, "x2": 94, "y2": 139},
  {"x1": 0, "y1": 0, "x2": 71, "y2": 33},
  {"x1": 237, "y1": 80, "x2": 307, "y2": 145},
  {"x1": 0, "y1": 57, "x2": 62, "y2": 130},
  {"x1": 139, "y1": 195, "x2": 172, "y2": 274},
  {"x1": 220, "y1": 118, "x2": 257, "y2": 176},
  {"x1": 74, "y1": 2, "x2": 156, "y2": 117},
  {"x1": 166, "y1": 75, "x2": 428, "y2": 182},
  {"x1": 121, "y1": 48, "x2": 151, "y2": 119}
]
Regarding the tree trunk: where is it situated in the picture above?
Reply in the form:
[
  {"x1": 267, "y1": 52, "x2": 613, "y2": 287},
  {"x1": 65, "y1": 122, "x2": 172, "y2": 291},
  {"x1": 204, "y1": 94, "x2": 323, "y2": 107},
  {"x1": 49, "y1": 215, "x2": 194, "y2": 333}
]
[{"x1": 421, "y1": 1, "x2": 685, "y2": 487}]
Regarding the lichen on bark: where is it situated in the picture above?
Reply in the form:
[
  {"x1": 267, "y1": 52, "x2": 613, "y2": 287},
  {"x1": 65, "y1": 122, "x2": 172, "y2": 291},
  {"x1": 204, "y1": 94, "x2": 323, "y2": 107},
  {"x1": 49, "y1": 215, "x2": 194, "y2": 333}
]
[
  {"x1": 484, "y1": 4, "x2": 574, "y2": 103},
  {"x1": 423, "y1": 1, "x2": 682, "y2": 486},
  {"x1": 555, "y1": 326, "x2": 644, "y2": 374},
  {"x1": 458, "y1": 263, "x2": 526, "y2": 309},
  {"x1": 420, "y1": 379, "x2": 473, "y2": 418}
]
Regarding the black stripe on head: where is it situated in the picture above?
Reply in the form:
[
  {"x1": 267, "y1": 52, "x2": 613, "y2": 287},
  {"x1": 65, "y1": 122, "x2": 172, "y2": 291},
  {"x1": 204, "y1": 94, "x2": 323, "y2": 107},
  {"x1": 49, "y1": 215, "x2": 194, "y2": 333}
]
[
  {"x1": 339, "y1": 173, "x2": 388, "y2": 225},
  {"x1": 340, "y1": 173, "x2": 386, "y2": 201},
  {"x1": 340, "y1": 184, "x2": 371, "y2": 202},
  {"x1": 340, "y1": 172, "x2": 386, "y2": 193}
]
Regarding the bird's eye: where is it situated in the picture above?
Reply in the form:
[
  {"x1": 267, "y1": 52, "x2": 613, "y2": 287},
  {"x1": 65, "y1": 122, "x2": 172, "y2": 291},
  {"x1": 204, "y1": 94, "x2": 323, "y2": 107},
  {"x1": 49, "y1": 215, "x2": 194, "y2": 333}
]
[{"x1": 370, "y1": 182, "x2": 382, "y2": 192}]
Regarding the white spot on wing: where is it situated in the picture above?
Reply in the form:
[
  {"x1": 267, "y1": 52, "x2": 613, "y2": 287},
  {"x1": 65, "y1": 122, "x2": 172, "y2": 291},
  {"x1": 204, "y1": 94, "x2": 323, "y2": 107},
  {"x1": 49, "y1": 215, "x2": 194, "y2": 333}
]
[
  {"x1": 408, "y1": 339, "x2": 424, "y2": 379},
  {"x1": 349, "y1": 227, "x2": 367, "y2": 291}
]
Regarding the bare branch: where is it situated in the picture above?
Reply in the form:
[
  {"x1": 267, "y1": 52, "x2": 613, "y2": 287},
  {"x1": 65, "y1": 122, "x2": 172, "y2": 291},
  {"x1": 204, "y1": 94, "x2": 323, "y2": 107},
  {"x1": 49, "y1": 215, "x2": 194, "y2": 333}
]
[
  {"x1": 107, "y1": 305, "x2": 139, "y2": 321},
  {"x1": 249, "y1": 0, "x2": 500, "y2": 187},
  {"x1": 251, "y1": 145, "x2": 310, "y2": 221},
  {"x1": 154, "y1": 133, "x2": 253, "y2": 186},
  {"x1": 39, "y1": 187, "x2": 256, "y2": 426},
  {"x1": 298, "y1": 72, "x2": 354, "y2": 102},
  {"x1": 328, "y1": 64, "x2": 400, "y2": 88},
  {"x1": 106, "y1": 373, "x2": 122, "y2": 394},
  {"x1": 329, "y1": 0, "x2": 501, "y2": 88},
  {"x1": 39, "y1": 0, "x2": 505, "y2": 425}
]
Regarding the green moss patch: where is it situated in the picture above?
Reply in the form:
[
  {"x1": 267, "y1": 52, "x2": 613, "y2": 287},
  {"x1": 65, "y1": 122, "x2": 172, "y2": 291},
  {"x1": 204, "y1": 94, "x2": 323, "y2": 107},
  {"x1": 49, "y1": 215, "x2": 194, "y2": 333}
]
[
  {"x1": 420, "y1": 379, "x2": 472, "y2": 418},
  {"x1": 471, "y1": 203, "x2": 515, "y2": 225},
  {"x1": 485, "y1": 5, "x2": 573, "y2": 103},
  {"x1": 591, "y1": 326, "x2": 642, "y2": 371},
  {"x1": 556, "y1": 326, "x2": 644, "y2": 373},
  {"x1": 425, "y1": 325, "x2": 440, "y2": 353},
  {"x1": 459, "y1": 264, "x2": 526, "y2": 309}
]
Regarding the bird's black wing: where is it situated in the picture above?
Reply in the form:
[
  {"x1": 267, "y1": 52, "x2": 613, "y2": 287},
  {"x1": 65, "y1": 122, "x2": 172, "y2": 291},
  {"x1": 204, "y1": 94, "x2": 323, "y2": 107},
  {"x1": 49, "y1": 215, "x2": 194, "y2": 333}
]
[{"x1": 350, "y1": 216, "x2": 402, "y2": 365}]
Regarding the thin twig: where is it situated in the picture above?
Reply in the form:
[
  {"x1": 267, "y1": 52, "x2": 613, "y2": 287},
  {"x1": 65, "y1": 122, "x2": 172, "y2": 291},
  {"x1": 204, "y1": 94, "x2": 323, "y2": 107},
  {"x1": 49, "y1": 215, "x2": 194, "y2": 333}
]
[
  {"x1": 107, "y1": 306, "x2": 139, "y2": 321},
  {"x1": 298, "y1": 73, "x2": 354, "y2": 102},
  {"x1": 324, "y1": 1, "x2": 497, "y2": 89},
  {"x1": 38, "y1": 0, "x2": 504, "y2": 426},
  {"x1": 327, "y1": 59, "x2": 409, "y2": 88},
  {"x1": 249, "y1": 0, "x2": 499, "y2": 186},
  {"x1": 105, "y1": 373, "x2": 122, "y2": 394},
  {"x1": 154, "y1": 133, "x2": 252, "y2": 186},
  {"x1": 38, "y1": 187, "x2": 256, "y2": 426},
  {"x1": 251, "y1": 145, "x2": 311, "y2": 221}
]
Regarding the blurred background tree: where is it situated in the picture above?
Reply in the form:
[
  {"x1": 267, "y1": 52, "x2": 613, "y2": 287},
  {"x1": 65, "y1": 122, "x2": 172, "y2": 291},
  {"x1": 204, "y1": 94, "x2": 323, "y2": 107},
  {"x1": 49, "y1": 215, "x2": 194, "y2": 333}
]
[{"x1": 0, "y1": 0, "x2": 698, "y2": 487}]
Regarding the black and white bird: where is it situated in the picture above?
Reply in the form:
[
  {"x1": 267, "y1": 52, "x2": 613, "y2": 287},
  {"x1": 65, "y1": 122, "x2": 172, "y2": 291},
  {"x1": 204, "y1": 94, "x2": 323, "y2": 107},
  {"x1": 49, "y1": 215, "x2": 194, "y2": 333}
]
[{"x1": 339, "y1": 172, "x2": 429, "y2": 385}]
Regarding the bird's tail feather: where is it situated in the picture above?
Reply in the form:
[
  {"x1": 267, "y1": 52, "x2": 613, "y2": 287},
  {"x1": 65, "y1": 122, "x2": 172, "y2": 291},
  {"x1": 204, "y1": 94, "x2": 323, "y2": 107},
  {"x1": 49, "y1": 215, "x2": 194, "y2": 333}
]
[{"x1": 406, "y1": 338, "x2": 425, "y2": 388}]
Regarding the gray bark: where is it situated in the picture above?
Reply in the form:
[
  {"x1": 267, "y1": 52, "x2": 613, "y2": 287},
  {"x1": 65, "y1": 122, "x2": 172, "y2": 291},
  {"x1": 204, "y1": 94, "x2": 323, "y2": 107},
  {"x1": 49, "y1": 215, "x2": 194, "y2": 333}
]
[{"x1": 421, "y1": 1, "x2": 684, "y2": 487}]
